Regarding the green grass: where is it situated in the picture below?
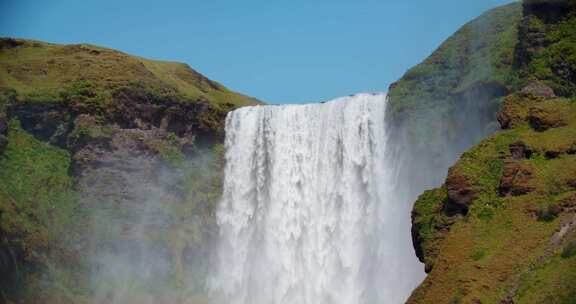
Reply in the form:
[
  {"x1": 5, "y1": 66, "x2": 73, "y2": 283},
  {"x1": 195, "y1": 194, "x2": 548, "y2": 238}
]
[
  {"x1": 0, "y1": 119, "x2": 83, "y2": 298},
  {"x1": 519, "y1": 6, "x2": 576, "y2": 97},
  {"x1": 409, "y1": 94, "x2": 576, "y2": 303},
  {"x1": 388, "y1": 2, "x2": 522, "y2": 115},
  {"x1": 515, "y1": 243, "x2": 576, "y2": 304},
  {"x1": 0, "y1": 38, "x2": 259, "y2": 110}
]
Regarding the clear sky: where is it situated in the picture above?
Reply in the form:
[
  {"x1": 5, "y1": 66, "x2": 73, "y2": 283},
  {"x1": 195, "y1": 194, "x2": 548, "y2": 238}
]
[{"x1": 1, "y1": 0, "x2": 515, "y2": 104}]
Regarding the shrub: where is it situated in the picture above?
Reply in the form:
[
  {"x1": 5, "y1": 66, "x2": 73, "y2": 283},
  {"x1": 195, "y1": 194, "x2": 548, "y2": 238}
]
[{"x1": 561, "y1": 240, "x2": 576, "y2": 259}]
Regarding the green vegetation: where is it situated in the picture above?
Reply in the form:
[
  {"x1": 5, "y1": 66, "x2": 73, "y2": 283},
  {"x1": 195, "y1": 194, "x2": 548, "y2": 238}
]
[
  {"x1": 518, "y1": 11, "x2": 576, "y2": 96},
  {"x1": 0, "y1": 38, "x2": 253, "y2": 303},
  {"x1": 410, "y1": 92, "x2": 576, "y2": 303},
  {"x1": 0, "y1": 38, "x2": 259, "y2": 110},
  {"x1": 0, "y1": 120, "x2": 83, "y2": 299},
  {"x1": 388, "y1": 3, "x2": 522, "y2": 114},
  {"x1": 407, "y1": 1, "x2": 576, "y2": 302}
]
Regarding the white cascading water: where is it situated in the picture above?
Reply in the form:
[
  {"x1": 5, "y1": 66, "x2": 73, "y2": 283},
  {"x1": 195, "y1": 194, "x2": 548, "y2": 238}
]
[{"x1": 209, "y1": 93, "x2": 424, "y2": 304}]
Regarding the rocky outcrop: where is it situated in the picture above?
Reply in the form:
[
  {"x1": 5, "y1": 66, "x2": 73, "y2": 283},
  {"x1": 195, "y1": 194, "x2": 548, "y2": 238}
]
[
  {"x1": 527, "y1": 99, "x2": 570, "y2": 131},
  {"x1": 445, "y1": 168, "x2": 477, "y2": 215},
  {"x1": 408, "y1": 2, "x2": 576, "y2": 303},
  {"x1": 0, "y1": 38, "x2": 258, "y2": 303},
  {"x1": 523, "y1": 0, "x2": 576, "y2": 24},
  {"x1": 509, "y1": 141, "x2": 532, "y2": 160},
  {"x1": 498, "y1": 82, "x2": 558, "y2": 130},
  {"x1": 499, "y1": 161, "x2": 536, "y2": 196}
]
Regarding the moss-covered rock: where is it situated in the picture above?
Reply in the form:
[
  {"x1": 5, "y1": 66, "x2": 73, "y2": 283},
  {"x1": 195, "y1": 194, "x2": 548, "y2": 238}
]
[
  {"x1": 408, "y1": 97, "x2": 576, "y2": 302},
  {"x1": 387, "y1": 3, "x2": 523, "y2": 193},
  {"x1": 527, "y1": 98, "x2": 571, "y2": 131},
  {"x1": 0, "y1": 38, "x2": 259, "y2": 110},
  {"x1": 408, "y1": 2, "x2": 576, "y2": 302},
  {"x1": 0, "y1": 38, "x2": 258, "y2": 302}
]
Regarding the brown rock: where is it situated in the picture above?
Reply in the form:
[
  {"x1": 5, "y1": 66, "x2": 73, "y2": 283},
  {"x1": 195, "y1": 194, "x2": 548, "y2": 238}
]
[
  {"x1": 497, "y1": 95, "x2": 531, "y2": 130},
  {"x1": 500, "y1": 161, "x2": 536, "y2": 196},
  {"x1": 520, "y1": 81, "x2": 556, "y2": 99},
  {"x1": 527, "y1": 100, "x2": 569, "y2": 132},
  {"x1": 509, "y1": 141, "x2": 531, "y2": 160},
  {"x1": 445, "y1": 168, "x2": 476, "y2": 215},
  {"x1": 497, "y1": 108, "x2": 512, "y2": 130}
]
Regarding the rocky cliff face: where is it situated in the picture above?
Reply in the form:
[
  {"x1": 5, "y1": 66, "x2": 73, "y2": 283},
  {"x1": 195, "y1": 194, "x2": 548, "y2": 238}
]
[
  {"x1": 405, "y1": 1, "x2": 576, "y2": 303},
  {"x1": 0, "y1": 38, "x2": 258, "y2": 303},
  {"x1": 387, "y1": 3, "x2": 522, "y2": 195}
]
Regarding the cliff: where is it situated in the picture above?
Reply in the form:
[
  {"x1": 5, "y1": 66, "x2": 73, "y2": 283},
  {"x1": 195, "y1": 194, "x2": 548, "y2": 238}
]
[
  {"x1": 0, "y1": 38, "x2": 258, "y2": 303},
  {"x1": 403, "y1": 1, "x2": 576, "y2": 302},
  {"x1": 387, "y1": 3, "x2": 523, "y2": 195}
]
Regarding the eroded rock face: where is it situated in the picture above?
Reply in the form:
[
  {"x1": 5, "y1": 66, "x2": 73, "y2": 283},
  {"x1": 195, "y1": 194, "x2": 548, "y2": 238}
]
[
  {"x1": 498, "y1": 94, "x2": 532, "y2": 130},
  {"x1": 110, "y1": 88, "x2": 229, "y2": 148},
  {"x1": 509, "y1": 141, "x2": 532, "y2": 160},
  {"x1": 523, "y1": 0, "x2": 576, "y2": 24},
  {"x1": 528, "y1": 100, "x2": 570, "y2": 131},
  {"x1": 73, "y1": 124, "x2": 180, "y2": 204},
  {"x1": 445, "y1": 168, "x2": 476, "y2": 215},
  {"x1": 499, "y1": 161, "x2": 536, "y2": 196},
  {"x1": 6, "y1": 89, "x2": 226, "y2": 212},
  {"x1": 8, "y1": 103, "x2": 74, "y2": 147}
]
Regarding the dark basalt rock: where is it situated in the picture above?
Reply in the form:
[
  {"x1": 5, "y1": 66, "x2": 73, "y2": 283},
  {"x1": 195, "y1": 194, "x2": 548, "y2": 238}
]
[
  {"x1": 8, "y1": 102, "x2": 74, "y2": 148},
  {"x1": 110, "y1": 87, "x2": 226, "y2": 148}
]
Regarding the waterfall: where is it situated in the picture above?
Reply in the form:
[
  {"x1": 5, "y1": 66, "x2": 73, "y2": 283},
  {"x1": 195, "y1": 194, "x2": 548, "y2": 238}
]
[{"x1": 209, "y1": 93, "x2": 424, "y2": 304}]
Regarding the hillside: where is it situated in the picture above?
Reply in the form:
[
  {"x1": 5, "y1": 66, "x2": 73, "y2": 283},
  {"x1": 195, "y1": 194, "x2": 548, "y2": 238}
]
[
  {"x1": 406, "y1": 1, "x2": 576, "y2": 302},
  {"x1": 0, "y1": 38, "x2": 258, "y2": 303},
  {"x1": 387, "y1": 3, "x2": 523, "y2": 194},
  {"x1": 0, "y1": 38, "x2": 257, "y2": 110}
]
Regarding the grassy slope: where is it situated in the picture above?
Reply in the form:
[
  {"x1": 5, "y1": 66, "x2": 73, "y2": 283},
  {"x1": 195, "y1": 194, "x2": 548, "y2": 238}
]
[
  {"x1": 0, "y1": 38, "x2": 252, "y2": 302},
  {"x1": 0, "y1": 38, "x2": 259, "y2": 109},
  {"x1": 410, "y1": 100, "x2": 576, "y2": 302},
  {"x1": 388, "y1": 3, "x2": 521, "y2": 115},
  {"x1": 408, "y1": 1, "x2": 576, "y2": 302},
  {"x1": 0, "y1": 120, "x2": 84, "y2": 301},
  {"x1": 385, "y1": 3, "x2": 524, "y2": 195}
]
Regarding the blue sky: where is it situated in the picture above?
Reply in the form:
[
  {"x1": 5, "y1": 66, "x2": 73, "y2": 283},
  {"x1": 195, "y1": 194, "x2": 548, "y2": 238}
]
[{"x1": 1, "y1": 0, "x2": 515, "y2": 104}]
